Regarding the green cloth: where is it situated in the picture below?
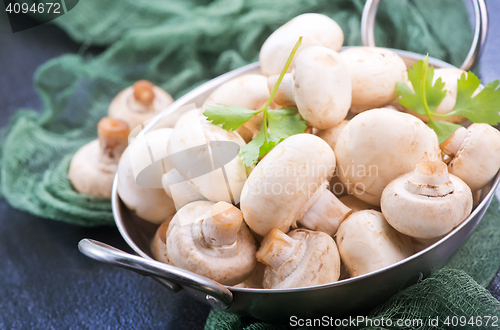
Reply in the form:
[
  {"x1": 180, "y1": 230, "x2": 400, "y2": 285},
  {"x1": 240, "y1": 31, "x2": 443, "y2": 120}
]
[{"x1": 1, "y1": 0, "x2": 498, "y2": 328}]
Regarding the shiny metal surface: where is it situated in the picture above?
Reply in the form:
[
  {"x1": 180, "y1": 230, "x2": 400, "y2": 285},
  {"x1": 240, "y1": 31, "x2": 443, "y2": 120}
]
[
  {"x1": 361, "y1": 0, "x2": 488, "y2": 71},
  {"x1": 92, "y1": 52, "x2": 500, "y2": 320},
  {"x1": 78, "y1": 5, "x2": 499, "y2": 318},
  {"x1": 78, "y1": 238, "x2": 233, "y2": 310}
]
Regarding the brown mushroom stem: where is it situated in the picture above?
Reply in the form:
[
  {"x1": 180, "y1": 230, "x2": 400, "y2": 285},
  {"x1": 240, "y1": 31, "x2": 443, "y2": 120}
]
[
  {"x1": 298, "y1": 189, "x2": 352, "y2": 236},
  {"x1": 256, "y1": 229, "x2": 299, "y2": 270},
  {"x1": 404, "y1": 162, "x2": 454, "y2": 197},
  {"x1": 440, "y1": 127, "x2": 467, "y2": 157},
  {"x1": 97, "y1": 117, "x2": 130, "y2": 160},
  {"x1": 133, "y1": 80, "x2": 155, "y2": 106},
  {"x1": 202, "y1": 202, "x2": 243, "y2": 247}
]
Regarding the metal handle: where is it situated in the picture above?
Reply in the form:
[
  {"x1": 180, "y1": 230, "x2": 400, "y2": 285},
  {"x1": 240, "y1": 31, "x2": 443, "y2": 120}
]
[
  {"x1": 361, "y1": 0, "x2": 488, "y2": 71},
  {"x1": 78, "y1": 239, "x2": 233, "y2": 310}
]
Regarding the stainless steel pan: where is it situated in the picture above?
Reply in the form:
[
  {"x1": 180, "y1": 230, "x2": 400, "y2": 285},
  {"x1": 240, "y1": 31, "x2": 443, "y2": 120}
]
[{"x1": 79, "y1": 0, "x2": 493, "y2": 321}]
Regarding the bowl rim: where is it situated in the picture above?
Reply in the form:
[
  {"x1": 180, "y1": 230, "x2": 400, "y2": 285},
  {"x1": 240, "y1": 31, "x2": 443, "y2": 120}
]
[{"x1": 113, "y1": 50, "x2": 500, "y2": 294}]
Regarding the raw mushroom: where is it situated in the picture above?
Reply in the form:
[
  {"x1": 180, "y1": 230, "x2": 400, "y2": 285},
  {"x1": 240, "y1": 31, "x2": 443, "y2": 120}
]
[
  {"x1": 334, "y1": 108, "x2": 441, "y2": 205},
  {"x1": 168, "y1": 112, "x2": 248, "y2": 204},
  {"x1": 339, "y1": 47, "x2": 407, "y2": 113},
  {"x1": 411, "y1": 236, "x2": 443, "y2": 253},
  {"x1": 256, "y1": 228, "x2": 341, "y2": 289},
  {"x1": 69, "y1": 117, "x2": 129, "y2": 198},
  {"x1": 336, "y1": 210, "x2": 413, "y2": 277},
  {"x1": 166, "y1": 201, "x2": 257, "y2": 286},
  {"x1": 315, "y1": 120, "x2": 349, "y2": 150},
  {"x1": 440, "y1": 124, "x2": 500, "y2": 192},
  {"x1": 381, "y1": 161, "x2": 472, "y2": 239},
  {"x1": 151, "y1": 215, "x2": 174, "y2": 264},
  {"x1": 108, "y1": 80, "x2": 174, "y2": 130},
  {"x1": 402, "y1": 68, "x2": 479, "y2": 124},
  {"x1": 233, "y1": 262, "x2": 266, "y2": 289},
  {"x1": 202, "y1": 74, "x2": 272, "y2": 143},
  {"x1": 260, "y1": 13, "x2": 344, "y2": 77},
  {"x1": 161, "y1": 168, "x2": 206, "y2": 209},
  {"x1": 339, "y1": 195, "x2": 378, "y2": 212},
  {"x1": 268, "y1": 46, "x2": 352, "y2": 129},
  {"x1": 240, "y1": 134, "x2": 352, "y2": 237},
  {"x1": 117, "y1": 128, "x2": 176, "y2": 224}
]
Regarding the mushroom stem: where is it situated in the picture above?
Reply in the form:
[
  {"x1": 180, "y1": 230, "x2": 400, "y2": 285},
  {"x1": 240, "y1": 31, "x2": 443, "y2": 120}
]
[
  {"x1": 440, "y1": 127, "x2": 467, "y2": 157},
  {"x1": 256, "y1": 229, "x2": 299, "y2": 270},
  {"x1": 97, "y1": 117, "x2": 130, "y2": 160},
  {"x1": 298, "y1": 189, "x2": 352, "y2": 236},
  {"x1": 267, "y1": 73, "x2": 296, "y2": 107},
  {"x1": 133, "y1": 80, "x2": 155, "y2": 106},
  {"x1": 202, "y1": 201, "x2": 243, "y2": 247},
  {"x1": 404, "y1": 161, "x2": 454, "y2": 197}
]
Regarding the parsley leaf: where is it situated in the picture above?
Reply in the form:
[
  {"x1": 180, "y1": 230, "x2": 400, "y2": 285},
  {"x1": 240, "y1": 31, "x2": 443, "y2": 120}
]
[
  {"x1": 239, "y1": 108, "x2": 306, "y2": 167},
  {"x1": 427, "y1": 120, "x2": 463, "y2": 144},
  {"x1": 396, "y1": 56, "x2": 447, "y2": 116},
  {"x1": 448, "y1": 73, "x2": 500, "y2": 125},
  {"x1": 203, "y1": 104, "x2": 261, "y2": 131},
  {"x1": 204, "y1": 37, "x2": 305, "y2": 166}
]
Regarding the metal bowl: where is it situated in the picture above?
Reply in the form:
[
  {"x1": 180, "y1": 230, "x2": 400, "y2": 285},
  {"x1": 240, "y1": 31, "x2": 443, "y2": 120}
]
[{"x1": 79, "y1": 0, "x2": 494, "y2": 321}]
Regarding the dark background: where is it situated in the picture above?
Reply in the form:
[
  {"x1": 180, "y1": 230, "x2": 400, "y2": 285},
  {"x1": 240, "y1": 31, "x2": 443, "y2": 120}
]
[{"x1": 1, "y1": 1, "x2": 500, "y2": 329}]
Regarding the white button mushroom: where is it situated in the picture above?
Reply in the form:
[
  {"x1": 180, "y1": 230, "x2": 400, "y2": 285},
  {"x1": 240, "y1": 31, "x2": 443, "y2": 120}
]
[
  {"x1": 167, "y1": 112, "x2": 248, "y2": 204},
  {"x1": 259, "y1": 13, "x2": 344, "y2": 77},
  {"x1": 381, "y1": 161, "x2": 472, "y2": 239},
  {"x1": 256, "y1": 228, "x2": 341, "y2": 289},
  {"x1": 440, "y1": 124, "x2": 500, "y2": 192},
  {"x1": 338, "y1": 195, "x2": 378, "y2": 213},
  {"x1": 117, "y1": 128, "x2": 176, "y2": 224},
  {"x1": 334, "y1": 108, "x2": 442, "y2": 205},
  {"x1": 339, "y1": 47, "x2": 407, "y2": 113},
  {"x1": 336, "y1": 210, "x2": 413, "y2": 277},
  {"x1": 268, "y1": 46, "x2": 352, "y2": 130},
  {"x1": 202, "y1": 74, "x2": 271, "y2": 143},
  {"x1": 315, "y1": 120, "x2": 349, "y2": 150},
  {"x1": 108, "y1": 80, "x2": 174, "y2": 130},
  {"x1": 69, "y1": 117, "x2": 129, "y2": 198},
  {"x1": 166, "y1": 201, "x2": 257, "y2": 286},
  {"x1": 240, "y1": 134, "x2": 352, "y2": 237},
  {"x1": 150, "y1": 215, "x2": 174, "y2": 264}
]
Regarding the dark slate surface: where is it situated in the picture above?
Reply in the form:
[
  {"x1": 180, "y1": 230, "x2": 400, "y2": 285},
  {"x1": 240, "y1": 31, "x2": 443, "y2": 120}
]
[{"x1": 0, "y1": 1, "x2": 500, "y2": 329}]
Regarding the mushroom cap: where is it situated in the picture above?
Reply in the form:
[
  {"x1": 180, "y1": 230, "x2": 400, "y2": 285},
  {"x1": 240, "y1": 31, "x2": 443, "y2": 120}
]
[
  {"x1": 117, "y1": 128, "x2": 176, "y2": 224},
  {"x1": 316, "y1": 120, "x2": 349, "y2": 150},
  {"x1": 262, "y1": 229, "x2": 341, "y2": 289},
  {"x1": 69, "y1": 140, "x2": 117, "y2": 198},
  {"x1": 167, "y1": 113, "x2": 248, "y2": 204},
  {"x1": 150, "y1": 215, "x2": 174, "y2": 264},
  {"x1": 202, "y1": 74, "x2": 270, "y2": 111},
  {"x1": 336, "y1": 210, "x2": 413, "y2": 277},
  {"x1": 166, "y1": 201, "x2": 257, "y2": 286},
  {"x1": 240, "y1": 134, "x2": 336, "y2": 237},
  {"x1": 381, "y1": 166, "x2": 472, "y2": 238},
  {"x1": 338, "y1": 195, "x2": 378, "y2": 213},
  {"x1": 108, "y1": 84, "x2": 174, "y2": 130},
  {"x1": 292, "y1": 46, "x2": 351, "y2": 129},
  {"x1": 339, "y1": 47, "x2": 407, "y2": 113},
  {"x1": 334, "y1": 108, "x2": 441, "y2": 205},
  {"x1": 259, "y1": 13, "x2": 344, "y2": 76},
  {"x1": 447, "y1": 123, "x2": 500, "y2": 192},
  {"x1": 403, "y1": 68, "x2": 475, "y2": 124}
]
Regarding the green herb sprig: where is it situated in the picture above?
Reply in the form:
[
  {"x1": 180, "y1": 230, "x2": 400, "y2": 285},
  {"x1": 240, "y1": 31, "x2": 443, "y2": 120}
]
[
  {"x1": 204, "y1": 37, "x2": 306, "y2": 166},
  {"x1": 396, "y1": 55, "x2": 500, "y2": 143}
]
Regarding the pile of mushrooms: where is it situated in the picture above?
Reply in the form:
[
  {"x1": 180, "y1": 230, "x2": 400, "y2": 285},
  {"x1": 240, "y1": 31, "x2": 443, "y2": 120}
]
[{"x1": 84, "y1": 13, "x2": 500, "y2": 289}]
